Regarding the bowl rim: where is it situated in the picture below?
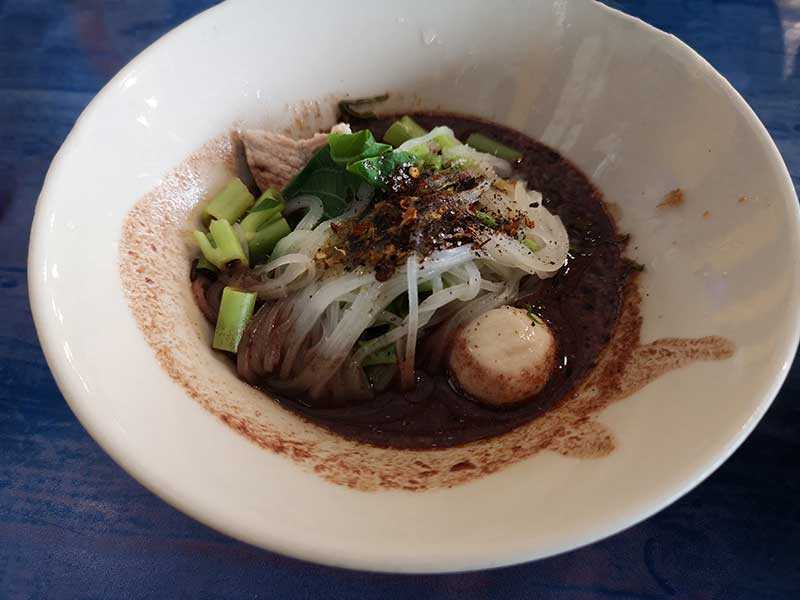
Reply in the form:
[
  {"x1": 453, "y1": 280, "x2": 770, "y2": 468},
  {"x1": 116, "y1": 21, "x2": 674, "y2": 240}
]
[{"x1": 27, "y1": 0, "x2": 800, "y2": 572}]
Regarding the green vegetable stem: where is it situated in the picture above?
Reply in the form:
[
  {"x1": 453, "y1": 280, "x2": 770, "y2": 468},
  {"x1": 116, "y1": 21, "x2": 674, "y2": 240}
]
[
  {"x1": 383, "y1": 116, "x2": 429, "y2": 146},
  {"x1": 240, "y1": 188, "x2": 284, "y2": 234},
  {"x1": 203, "y1": 178, "x2": 255, "y2": 224},
  {"x1": 466, "y1": 133, "x2": 523, "y2": 162},
  {"x1": 212, "y1": 287, "x2": 257, "y2": 353},
  {"x1": 247, "y1": 217, "x2": 291, "y2": 264},
  {"x1": 193, "y1": 219, "x2": 249, "y2": 269}
]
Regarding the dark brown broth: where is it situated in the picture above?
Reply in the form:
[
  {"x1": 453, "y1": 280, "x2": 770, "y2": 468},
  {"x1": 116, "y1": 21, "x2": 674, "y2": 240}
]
[{"x1": 257, "y1": 113, "x2": 633, "y2": 449}]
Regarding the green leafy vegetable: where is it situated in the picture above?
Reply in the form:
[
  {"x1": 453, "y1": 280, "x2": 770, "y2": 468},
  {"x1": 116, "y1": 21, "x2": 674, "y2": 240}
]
[
  {"x1": 347, "y1": 151, "x2": 417, "y2": 190},
  {"x1": 631, "y1": 262, "x2": 646, "y2": 272},
  {"x1": 283, "y1": 145, "x2": 362, "y2": 219},
  {"x1": 328, "y1": 130, "x2": 391, "y2": 165},
  {"x1": 213, "y1": 287, "x2": 256, "y2": 353},
  {"x1": 283, "y1": 127, "x2": 420, "y2": 217}
]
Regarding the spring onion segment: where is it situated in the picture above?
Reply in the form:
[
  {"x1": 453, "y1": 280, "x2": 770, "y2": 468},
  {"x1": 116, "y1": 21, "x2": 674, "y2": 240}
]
[
  {"x1": 213, "y1": 287, "x2": 257, "y2": 353},
  {"x1": 466, "y1": 132, "x2": 523, "y2": 162},
  {"x1": 193, "y1": 219, "x2": 249, "y2": 269},
  {"x1": 203, "y1": 178, "x2": 255, "y2": 224}
]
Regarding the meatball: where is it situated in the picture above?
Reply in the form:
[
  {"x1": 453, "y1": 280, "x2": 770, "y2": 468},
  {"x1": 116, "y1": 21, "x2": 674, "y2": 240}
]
[{"x1": 448, "y1": 306, "x2": 556, "y2": 406}]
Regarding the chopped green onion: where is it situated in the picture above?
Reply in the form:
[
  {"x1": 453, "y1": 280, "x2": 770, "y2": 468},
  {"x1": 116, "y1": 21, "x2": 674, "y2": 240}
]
[
  {"x1": 193, "y1": 219, "x2": 249, "y2": 269},
  {"x1": 329, "y1": 130, "x2": 391, "y2": 164},
  {"x1": 240, "y1": 189, "x2": 284, "y2": 234},
  {"x1": 400, "y1": 116, "x2": 428, "y2": 138},
  {"x1": 203, "y1": 178, "x2": 255, "y2": 224},
  {"x1": 631, "y1": 262, "x2": 646, "y2": 272},
  {"x1": 431, "y1": 131, "x2": 459, "y2": 150},
  {"x1": 466, "y1": 133, "x2": 523, "y2": 162},
  {"x1": 523, "y1": 238, "x2": 543, "y2": 252},
  {"x1": 361, "y1": 343, "x2": 397, "y2": 367},
  {"x1": 346, "y1": 151, "x2": 417, "y2": 190},
  {"x1": 248, "y1": 217, "x2": 291, "y2": 263},
  {"x1": 475, "y1": 210, "x2": 498, "y2": 229},
  {"x1": 212, "y1": 287, "x2": 256, "y2": 353},
  {"x1": 250, "y1": 188, "x2": 284, "y2": 212},
  {"x1": 383, "y1": 121, "x2": 414, "y2": 147},
  {"x1": 526, "y1": 304, "x2": 543, "y2": 327}
]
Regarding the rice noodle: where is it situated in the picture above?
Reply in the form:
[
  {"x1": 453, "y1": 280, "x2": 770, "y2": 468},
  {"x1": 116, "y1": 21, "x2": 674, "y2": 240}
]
[
  {"x1": 285, "y1": 195, "x2": 325, "y2": 230},
  {"x1": 224, "y1": 132, "x2": 572, "y2": 401},
  {"x1": 247, "y1": 253, "x2": 314, "y2": 298},
  {"x1": 401, "y1": 255, "x2": 420, "y2": 390},
  {"x1": 279, "y1": 272, "x2": 375, "y2": 379},
  {"x1": 476, "y1": 181, "x2": 569, "y2": 277}
]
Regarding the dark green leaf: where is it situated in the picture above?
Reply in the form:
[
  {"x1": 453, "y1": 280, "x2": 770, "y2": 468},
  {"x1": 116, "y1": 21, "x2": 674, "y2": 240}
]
[
  {"x1": 347, "y1": 151, "x2": 417, "y2": 190},
  {"x1": 328, "y1": 130, "x2": 391, "y2": 165},
  {"x1": 282, "y1": 145, "x2": 361, "y2": 219}
]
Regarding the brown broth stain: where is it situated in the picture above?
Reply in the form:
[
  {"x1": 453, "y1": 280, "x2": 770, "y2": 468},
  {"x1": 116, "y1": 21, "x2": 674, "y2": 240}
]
[
  {"x1": 119, "y1": 131, "x2": 735, "y2": 492},
  {"x1": 658, "y1": 188, "x2": 685, "y2": 209}
]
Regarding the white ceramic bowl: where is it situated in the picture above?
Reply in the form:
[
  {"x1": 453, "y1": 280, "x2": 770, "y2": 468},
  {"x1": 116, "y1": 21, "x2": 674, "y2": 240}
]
[{"x1": 29, "y1": 0, "x2": 800, "y2": 572}]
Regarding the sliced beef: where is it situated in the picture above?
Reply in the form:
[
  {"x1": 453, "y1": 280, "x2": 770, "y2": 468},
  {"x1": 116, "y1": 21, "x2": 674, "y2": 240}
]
[{"x1": 241, "y1": 123, "x2": 351, "y2": 191}]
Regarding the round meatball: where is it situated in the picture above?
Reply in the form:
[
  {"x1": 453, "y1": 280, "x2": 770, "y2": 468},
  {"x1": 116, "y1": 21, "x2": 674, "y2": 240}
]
[{"x1": 448, "y1": 306, "x2": 556, "y2": 406}]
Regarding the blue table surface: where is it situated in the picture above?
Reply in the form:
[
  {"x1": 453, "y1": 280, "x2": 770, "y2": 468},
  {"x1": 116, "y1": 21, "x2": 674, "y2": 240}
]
[{"x1": 1, "y1": 1, "x2": 798, "y2": 598}]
